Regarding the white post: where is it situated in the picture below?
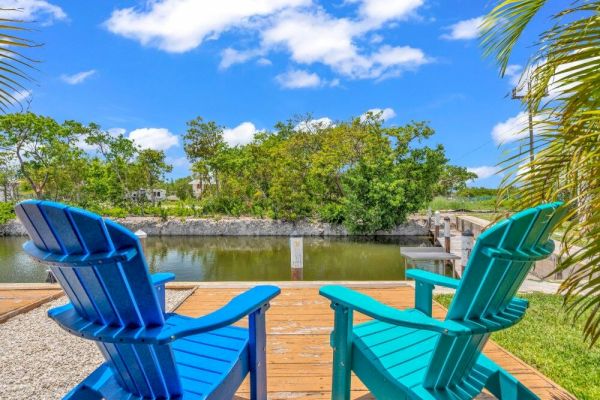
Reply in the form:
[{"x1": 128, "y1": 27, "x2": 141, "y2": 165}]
[
  {"x1": 290, "y1": 234, "x2": 304, "y2": 280},
  {"x1": 444, "y1": 216, "x2": 451, "y2": 254},
  {"x1": 434, "y1": 211, "x2": 441, "y2": 238},
  {"x1": 427, "y1": 208, "x2": 432, "y2": 229},
  {"x1": 461, "y1": 229, "x2": 474, "y2": 276}
]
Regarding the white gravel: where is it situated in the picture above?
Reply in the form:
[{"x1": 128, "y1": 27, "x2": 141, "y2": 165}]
[{"x1": 0, "y1": 289, "x2": 193, "y2": 400}]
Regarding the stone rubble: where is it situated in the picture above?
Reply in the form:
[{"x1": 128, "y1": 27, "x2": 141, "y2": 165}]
[
  {"x1": 1, "y1": 217, "x2": 429, "y2": 237},
  {"x1": 0, "y1": 289, "x2": 192, "y2": 399}
]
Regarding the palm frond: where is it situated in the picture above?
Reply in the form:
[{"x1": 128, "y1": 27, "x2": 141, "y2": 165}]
[
  {"x1": 481, "y1": 0, "x2": 548, "y2": 73},
  {"x1": 0, "y1": 8, "x2": 39, "y2": 112},
  {"x1": 484, "y1": 0, "x2": 600, "y2": 345}
]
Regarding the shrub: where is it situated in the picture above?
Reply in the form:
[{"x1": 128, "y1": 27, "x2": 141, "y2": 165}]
[
  {"x1": 319, "y1": 203, "x2": 345, "y2": 224},
  {"x1": 0, "y1": 202, "x2": 15, "y2": 224},
  {"x1": 101, "y1": 207, "x2": 128, "y2": 218}
]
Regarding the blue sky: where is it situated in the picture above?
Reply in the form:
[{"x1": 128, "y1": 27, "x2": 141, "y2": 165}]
[{"x1": 5, "y1": 0, "x2": 552, "y2": 187}]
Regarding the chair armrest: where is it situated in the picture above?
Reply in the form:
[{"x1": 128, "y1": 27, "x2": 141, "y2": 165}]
[
  {"x1": 319, "y1": 285, "x2": 469, "y2": 336},
  {"x1": 157, "y1": 285, "x2": 280, "y2": 344},
  {"x1": 406, "y1": 269, "x2": 460, "y2": 289},
  {"x1": 406, "y1": 269, "x2": 460, "y2": 316},
  {"x1": 151, "y1": 272, "x2": 176, "y2": 286}
]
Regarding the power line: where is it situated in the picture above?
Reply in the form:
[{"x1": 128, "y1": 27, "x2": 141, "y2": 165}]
[{"x1": 453, "y1": 138, "x2": 495, "y2": 162}]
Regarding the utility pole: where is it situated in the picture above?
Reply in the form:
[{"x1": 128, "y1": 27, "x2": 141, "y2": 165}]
[{"x1": 512, "y1": 80, "x2": 535, "y2": 164}]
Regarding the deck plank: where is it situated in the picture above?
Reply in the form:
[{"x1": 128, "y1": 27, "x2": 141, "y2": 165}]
[
  {"x1": 0, "y1": 289, "x2": 63, "y2": 323},
  {"x1": 176, "y1": 286, "x2": 575, "y2": 400}
]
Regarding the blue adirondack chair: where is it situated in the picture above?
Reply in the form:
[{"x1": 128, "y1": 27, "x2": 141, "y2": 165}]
[
  {"x1": 16, "y1": 200, "x2": 280, "y2": 400},
  {"x1": 320, "y1": 203, "x2": 565, "y2": 400}
]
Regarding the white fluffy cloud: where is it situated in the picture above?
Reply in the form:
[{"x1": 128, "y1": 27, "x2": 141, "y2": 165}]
[
  {"x1": 219, "y1": 48, "x2": 266, "y2": 70},
  {"x1": 10, "y1": 89, "x2": 32, "y2": 103},
  {"x1": 467, "y1": 166, "x2": 500, "y2": 180},
  {"x1": 104, "y1": 0, "x2": 430, "y2": 83},
  {"x1": 223, "y1": 122, "x2": 259, "y2": 146},
  {"x1": 257, "y1": 57, "x2": 273, "y2": 66},
  {"x1": 77, "y1": 127, "x2": 125, "y2": 152},
  {"x1": 294, "y1": 117, "x2": 334, "y2": 132},
  {"x1": 60, "y1": 70, "x2": 96, "y2": 85},
  {"x1": 275, "y1": 69, "x2": 322, "y2": 88},
  {"x1": 0, "y1": 0, "x2": 66, "y2": 24},
  {"x1": 128, "y1": 128, "x2": 179, "y2": 151},
  {"x1": 360, "y1": 107, "x2": 396, "y2": 121},
  {"x1": 491, "y1": 112, "x2": 530, "y2": 145},
  {"x1": 504, "y1": 64, "x2": 523, "y2": 87},
  {"x1": 513, "y1": 58, "x2": 593, "y2": 99},
  {"x1": 262, "y1": 10, "x2": 429, "y2": 80},
  {"x1": 167, "y1": 156, "x2": 191, "y2": 168},
  {"x1": 104, "y1": 0, "x2": 308, "y2": 53},
  {"x1": 441, "y1": 16, "x2": 484, "y2": 40},
  {"x1": 352, "y1": 0, "x2": 423, "y2": 24},
  {"x1": 107, "y1": 127, "x2": 126, "y2": 137}
]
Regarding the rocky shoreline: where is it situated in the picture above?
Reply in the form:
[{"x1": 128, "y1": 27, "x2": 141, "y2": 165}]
[{"x1": 0, "y1": 216, "x2": 429, "y2": 237}]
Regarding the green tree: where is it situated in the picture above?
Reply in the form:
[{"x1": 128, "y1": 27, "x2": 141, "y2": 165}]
[
  {"x1": 134, "y1": 149, "x2": 173, "y2": 203},
  {"x1": 342, "y1": 121, "x2": 447, "y2": 233},
  {"x1": 184, "y1": 117, "x2": 226, "y2": 192},
  {"x1": 167, "y1": 177, "x2": 193, "y2": 201},
  {"x1": 0, "y1": 151, "x2": 19, "y2": 201},
  {"x1": 434, "y1": 165, "x2": 478, "y2": 196},
  {"x1": 456, "y1": 186, "x2": 499, "y2": 198},
  {"x1": 44, "y1": 120, "x2": 95, "y2": 202},
  {"x1": 85, "y1": 126, "x2": 139, "y2": 202},
  {"x1": 0, "y1": 113, "x2": 71, "y2": 198},
  {"x1": 482, "y1": 0, "x2": 600, "y2": 343}
]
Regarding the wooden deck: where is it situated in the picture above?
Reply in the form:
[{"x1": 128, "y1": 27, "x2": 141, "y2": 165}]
[
  {"x1": 177, "y1": 284, "x2": 575, "y2": 400},
  {"x1": 0, "y1": 288, "x2": 63, "y2": 323}
]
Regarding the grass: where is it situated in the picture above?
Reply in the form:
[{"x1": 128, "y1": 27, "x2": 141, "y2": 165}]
[
  {"x1": 464, "y1": 212, "x2": 498, "y2": 221},
  {"x1": 428, "y1": 196, "x2": 499, "y2": 212},
  {"x1": 435, "y1": 293, "x2": 600, "y2": 400}
]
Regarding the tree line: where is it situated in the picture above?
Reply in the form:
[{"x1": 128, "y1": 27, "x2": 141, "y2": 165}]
[
  {"x1": 0, "y1": 111, "x2": 475, "y2": 233},
  {"x1": 0, "y1": 113, "x2": 172, "y2": 207}
]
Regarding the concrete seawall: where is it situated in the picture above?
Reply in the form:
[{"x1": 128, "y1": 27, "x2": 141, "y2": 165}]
[{"x1": 0, "y1": 217, "x2": 429, "y2": 237}]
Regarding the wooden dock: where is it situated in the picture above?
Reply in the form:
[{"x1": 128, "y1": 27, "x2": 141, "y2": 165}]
[
  {"x1": 0, "y1": 288, "x2": 63, "y2": 323},
  {"x1": 177, "y1": 284, "x2": 575, "y2": 400}
]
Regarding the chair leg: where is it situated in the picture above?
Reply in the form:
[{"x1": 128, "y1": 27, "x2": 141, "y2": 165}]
[
  {"x1": 249, "y1": 304, "x2": 268, "y2": 400},
  {"x1": 485, "y1": 370, "x2": 539, "y2": 400},
  {"x1": 331, "y1": 303, "x2": 353, "y2": 400},
  {"x1": 62, "y1": 385, "x2": 103, "y2": 400}
]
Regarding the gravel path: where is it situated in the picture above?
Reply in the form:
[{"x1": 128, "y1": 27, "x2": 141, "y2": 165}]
[{"x1": 0, "y1": 289, "x2": 193, "y2": 399}]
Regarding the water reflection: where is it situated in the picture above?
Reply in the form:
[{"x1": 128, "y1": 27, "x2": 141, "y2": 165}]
[{"x1": 0, "y1": 236, "x2": 432, "y2": 282}]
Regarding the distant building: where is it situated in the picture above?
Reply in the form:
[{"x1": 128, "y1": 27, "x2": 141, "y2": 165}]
[
  {"x1": 129, "y1": 188, "x2": 167, "y2": 202},
  {"x1": 166, "y1": 195, "x2": 180, "y2": 201},
  {"x1": 189, "y1": 177, "x2": 215, "y2": 198}
]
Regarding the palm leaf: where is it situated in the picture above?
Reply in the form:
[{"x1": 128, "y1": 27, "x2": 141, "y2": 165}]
[
  {"x1": 0, "y1": 8, "x2": 39, "y2": 112},
  {"x1": 483, "y1": 0, "x2": 600, "y2": 345}
]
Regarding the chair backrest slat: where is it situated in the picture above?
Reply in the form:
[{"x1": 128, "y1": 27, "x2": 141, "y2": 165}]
[
  {"x1": 15, "y1": 200, "x2": 182, "y2": 397},
  {"x1": 98, "y1": 342, "x2": 139, "y2": 393},
  {"x1": 58, "y1": 266, "x2": 104, "y2": 323},
  {"x1": 134, "y1": 344, "x2": 171, "y2": 397},
  {"x1": 74, "y1": 266, "x2": 121, "y2": 325},
  {"x1": 105, "y1": 220, "x2": 164, "y2": 326},
  {"x1": 40, "y1": 203, "x2": 85, "y2": 253},
  {"x1": 17, "y1": 202, "x2": 63, "y2": 252},
  {"x1": 423, "y1": 203, "x2": 564, "y2": 390},
  {"x1": 49, "y1": 266, "x2": 88, "y2": 317},
  {"x1": 93, "y1": 262, "x2": 144, "y2": 326}
]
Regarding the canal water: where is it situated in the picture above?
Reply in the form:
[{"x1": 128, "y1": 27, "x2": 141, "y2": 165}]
[{"x1": 0, "y1": 236, "x2": 432, "y2": 282}]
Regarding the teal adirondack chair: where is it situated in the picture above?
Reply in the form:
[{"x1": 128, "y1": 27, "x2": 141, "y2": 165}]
[
  {"x1": 320, "y1": 203, "x2": 564, "y2": 400},
  {"x1": 16, "y1": 200, "x2": 280, "y2": 399}
]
